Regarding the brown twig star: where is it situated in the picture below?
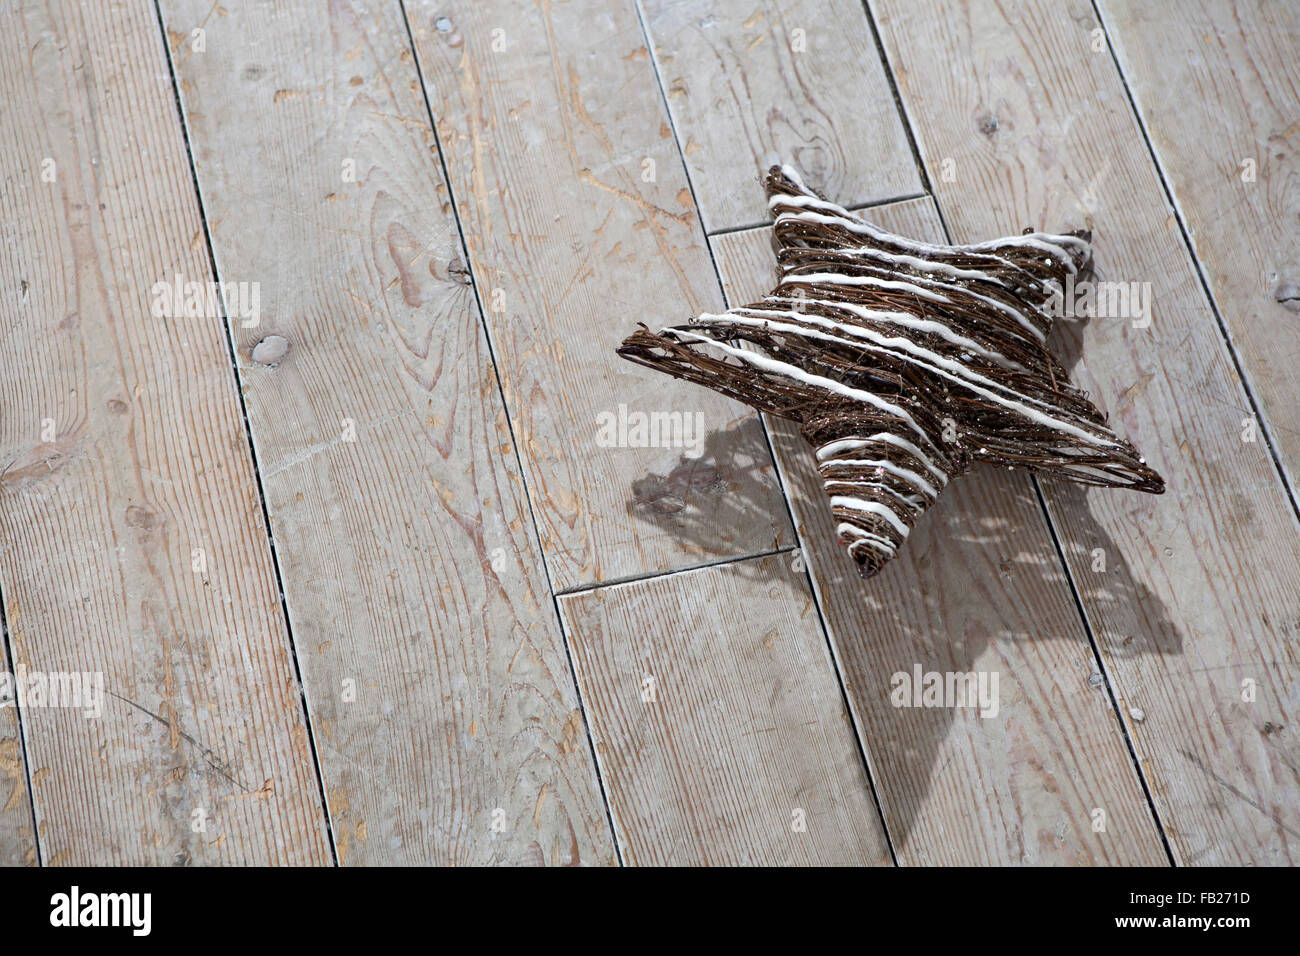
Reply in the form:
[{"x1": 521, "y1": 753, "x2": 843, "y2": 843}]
[{"x1": 619, "y1": 165, "x2": 1164, "y2": 578}]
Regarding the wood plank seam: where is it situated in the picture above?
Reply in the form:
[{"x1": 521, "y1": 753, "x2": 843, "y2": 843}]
[
  {"x1": 712, "y1": 203, "x2": 1170, "y2": 863},
  {"x1": 406, "y1": 1, "x2": 797, "y2": 591},
  {"x1": 1025, "y1": 476, "x2": 1175, "y2": 863},
  {"x1": 745, "y1": 415, "x2": 901, "y2": 865},
  {"x1": 395, "y1": 0, "x2": 624, "y2": 863},
  {"x1": 1090, "y1": 0, "x2": 1300, "y2": 523},
  {"x1": 157, "y1": 0, "x2": 624, "y2": 868},
  {"x1": 557, "y1": 550, "x2": 894, "y2": 864},
  {"x1": 704, "y1": 191, "x2": 930, "y2": 239},
  {"x1": 630, "y1": 0, "x2": 900, "y2": 862},
  {"x1": 646, "y1": 0, "x2": 1171, "y2": 858},
  {"x1": 858, "y1": 0, "x2": 1175, "y2": 859},
  {"x1": 702, "y1": 190, "x2": 932, "y2": 237},
  {"x1": 851, "y1": 1, "x2": 960, "y2": 243},
  {"x1": 638, "y1": 1, "x2": 1141, "y2": 861},
  {"x1": 638, "y1": 0, "x2": 922, "y2": 234},
  {"x1": 547, "y1": 547, "x2": 796, "y2": 594},
  {"x1": 555, "y1": 544, "x2": 796, "y2": 598},
  {"x1": 857, "y1": 0, "x2": 1300, "y2": 868},
  {"x1": 149, "y1": 0, "x2": 340, "y2": 866},
  {"x1": 539, "y1": 605, "x2": 623, "y2": 865},
  {"x1": 3, "y1": 0, "x2": 337, "y2": 864},
  {"x1": 0, "y1": 602, "x2": 40, "y2": 865}
]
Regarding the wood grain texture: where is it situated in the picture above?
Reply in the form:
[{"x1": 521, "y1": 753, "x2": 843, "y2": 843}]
[
  {"x1": 406, "y1": 0, "x2": 793, "y2": 592},
  {"x1": 872, "y1": 0, "x2": 1300, "y2": 865},
  {"x1": 712, "y1": 198, "x2": 1167, "y2": 864},
  {"x1": 0, "y1": 0, "x2": 330, "y2": 864},
  {"x1": 639, "y1": 0, "x2": 921, "y2": 233},
  {"x1": 160, "y1": 0, "x2": 615, "y2": 865},
  {"x1": 0, "y1": 646, "x2": 37, "y2": 865},
  {"x1": 1098, "y1": 0, "x2": 1300, "y2": 492},
  {"x1": 559, "y1": 553, "x2": 891, "y2": 865}
]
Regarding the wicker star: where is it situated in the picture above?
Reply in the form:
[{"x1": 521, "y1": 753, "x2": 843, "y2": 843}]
[{"x1": 619, "y1": 165, "x2": 1164, "y2": 578}]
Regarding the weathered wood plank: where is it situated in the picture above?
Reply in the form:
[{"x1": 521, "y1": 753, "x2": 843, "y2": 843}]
[
  {"x1": 406, "y1": 0, "x2": 794, "y2": 591},
  {"x1": 0, "y1": 643, "x2": 37, "y2": 865},
  {"x1": 639, "y1": 0, "x2": 922, "y2": 233},
  {"x1": 559, "y1": 553, "x2": 891, "y2": 865},
  {"x1": 0, "y1": 0, "x2": 329, "y2": 864},
  {"x1": 712, "y1": 198, "x2": 1167, "y2": 864},
  {"x1": 159, "y1": 0, "x2": 615, "y2": 864},
  {"x1": 872, "y1": 0, "x2": 1300, "y2": 865},
  {"x1": 1097, "y1": 0, "x2": 1300, "y2": 492}
]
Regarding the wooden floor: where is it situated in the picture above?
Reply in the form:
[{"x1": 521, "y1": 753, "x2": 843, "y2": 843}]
[{"x1": 1, "y1": 0, "x2": 1297, "y2": 866}]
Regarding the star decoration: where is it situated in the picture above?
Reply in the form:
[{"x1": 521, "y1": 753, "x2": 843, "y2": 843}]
[{"x1": 619, "y1": 165, "x2": 1164, "y2": 578}]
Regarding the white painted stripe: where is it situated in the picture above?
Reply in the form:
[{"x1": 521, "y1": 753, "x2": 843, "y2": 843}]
[
  {"x1": 864, "y1": 432, "x2": 953, "y2": 484},
  {"x1": 778, "y1": 165, "x2": 812, "y2": 194},
  {"x1": 815, "y1": 434, "x2": 951, "y2": 486},
  {"x1": 823, "y1": 479, "x2": 926, "y2": 513},
  {"x1": 740, "y1": 300, "x2": 1027, "y2": 372},
  {"x1": 833, "y1": 246, "x2": 1011, "y2": 286},
  {"x1": 660, "y1": 328, "x2": 942, "y2": 453},
  {"x1": 835, "y1": 522, "x2": 899, "y2": 553},
  {"x1": 816, "y1": 438, "x2": 875, "y2": 460},
  {"x1": 769, "y1": 194, "x2": 1089, "y2": 272},
  {"x1": 781, "y1": 271, "x2": 954, "y2": 303},
  {"x1": 820, "y1": 458, "x2": 939, "y2": 499},
  {"x1": 778, "y1": 272, "x2": 1047, "y2": 343},
  {"x1": 829, "y1": 496, "x2": 911, "y2": 536},
  {"x1": 688, "y1": 312, "x2": 1116, "y2": 450}
]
